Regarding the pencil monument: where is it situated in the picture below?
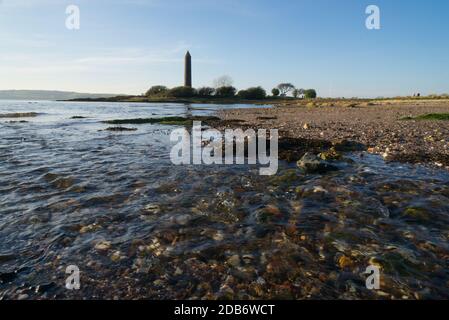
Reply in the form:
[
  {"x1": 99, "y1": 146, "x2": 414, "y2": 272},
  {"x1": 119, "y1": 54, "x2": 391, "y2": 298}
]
[{"x1": 184, "y1": 51, "x2": 192, "y2": 88}]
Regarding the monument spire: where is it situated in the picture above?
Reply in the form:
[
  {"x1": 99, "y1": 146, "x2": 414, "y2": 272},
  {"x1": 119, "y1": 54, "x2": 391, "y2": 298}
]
[{"x1": 184, "y1": 51, "x2": 192, "y2": 88}]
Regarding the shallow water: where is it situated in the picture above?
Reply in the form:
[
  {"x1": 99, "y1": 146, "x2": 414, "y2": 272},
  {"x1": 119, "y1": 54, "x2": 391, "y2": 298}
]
[{"x1": 0, "y1": 101, "x2": 448, "y2": 300}]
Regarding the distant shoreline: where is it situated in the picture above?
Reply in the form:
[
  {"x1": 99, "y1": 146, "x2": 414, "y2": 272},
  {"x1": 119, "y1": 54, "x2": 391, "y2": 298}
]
[
  {"x1": 62, "y1": 96, "x2": 290, "y2": 105},
  {"x1": 63, "y1": 95, "x2": 449, "y2": 105}
]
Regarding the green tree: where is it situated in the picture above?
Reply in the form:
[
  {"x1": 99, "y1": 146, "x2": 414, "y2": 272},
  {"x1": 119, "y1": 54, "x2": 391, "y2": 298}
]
[
  {"x1": 238, "y1": 87, "x2": 267, "y2": 100},
  {"x1": 215, "y1": 86, "x2": 237, "y2": 98},
  {"x1": 292, "y1": 88, "x2": 305, "y2": 98},
  {"x1": 304, "y1": 89, "x2": 317, "y2": 99},
  {"x1": 145, "y1": 85, "x2": 168, "y2": 97},
  {"x1": 277, "y1": 83, "x2": 295, "y2": 96},
  {"x1": 168, "y1": 86, "x2": 197, "y2": 98},
  {"x1": 197, "y1": 87, "x2": 215, "y2": 97},
  {"x1": 271, "y1": 88, "x2": 280, "y2": 97}
]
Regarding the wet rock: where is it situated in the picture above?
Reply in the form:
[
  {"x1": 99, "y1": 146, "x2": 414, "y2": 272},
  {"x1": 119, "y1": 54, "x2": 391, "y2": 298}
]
[
  {"x1": 174, "y1": 267, "x2": 183, "y2": 276},
  {"x1": 313, "y1": 186, "x2": 328, "y2": 194},
  {"x1": 95, "y1": 241, "x2": 111, "y2": 252},
  {"x1": 143, "y1": 204, "x2": 161, "y2": 215},
  {"x1": 242, "y1": 254, "x2": 255, "y2": 265},
  {"x1": 337, "y1": 255, "x2": 354, "y2": 269},
  {"x1": 297, "y1": 153, "x2": 339, "y2": 174},
  {"x1": 80, "y1": 223, "x2": 101, "y2": 234},
  {"x1": 217, "y1": 284, "x2": 235, "y2": 300},
  {"x1": 265, "y1": 205, "x2": 281, "y2": 216},
  {"x1": 171, "y1": 214, "x2": 192, "y2": 226},
  {"x1": 18, "y1": 294, "x2": 29, "y2": 300},
  {"x1": 334, "y1": 140, "x2": 367, "y2": 152},
  {"x1": 54, "y1": 177, "x2": 75, "y2": 189},
  {"x1": 254, "y1": 205, "x2": 283, "y2": 223},
  {"x1": 256, "y1": 277, "x2": 266, "y2": 285},
  {"x1": 402, "y1": 207, "x2": 430, "y2": 221},
  {"x1": 111, "y1": 251, "x2": 124, "y2": 262},
  {"x1": 212, "y1": 230, "x2": 225, "y2": 241},
  {"x1": 319, "y1": 148, "x2": 342, "y2": 161},
  {"x1": 227, "y1": 255, "x2": 241, "y2": 268}
]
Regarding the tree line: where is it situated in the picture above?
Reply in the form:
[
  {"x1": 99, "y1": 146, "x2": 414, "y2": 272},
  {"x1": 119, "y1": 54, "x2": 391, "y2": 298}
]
[{"x1": 145, "y1": 78, "x2": 317, "y2": 100}]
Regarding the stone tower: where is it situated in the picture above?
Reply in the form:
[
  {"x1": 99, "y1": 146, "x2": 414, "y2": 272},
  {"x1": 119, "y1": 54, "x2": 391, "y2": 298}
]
[{"x1": 184, "y1": 51, "x2": 192, "y2": 88}]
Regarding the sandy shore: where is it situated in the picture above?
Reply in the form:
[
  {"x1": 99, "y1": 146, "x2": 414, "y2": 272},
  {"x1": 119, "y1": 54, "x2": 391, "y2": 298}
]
[{"x1": 216, "y1": 99, "x2": 449, "y2": 167}]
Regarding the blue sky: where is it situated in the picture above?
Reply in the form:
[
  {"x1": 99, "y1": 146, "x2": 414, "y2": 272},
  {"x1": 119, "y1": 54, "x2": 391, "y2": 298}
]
[{"x1": 1, "y1": 0, "x2": 448, "y2": 97}]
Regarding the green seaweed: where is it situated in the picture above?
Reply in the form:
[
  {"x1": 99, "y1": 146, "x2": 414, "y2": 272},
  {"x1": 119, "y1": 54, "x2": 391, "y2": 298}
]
[
  {"x1": 402, "y1": 113, "x2": 449, "y2": 121},
  {"x1": 104, "y1": 126, "x2": 137, "y2": 132},
  {"x1": 0, "y1": 112, "x2": 38, "y2": 118},
  {"x1": 102, "y1": 116, "x2": 220, "y2": 126}
]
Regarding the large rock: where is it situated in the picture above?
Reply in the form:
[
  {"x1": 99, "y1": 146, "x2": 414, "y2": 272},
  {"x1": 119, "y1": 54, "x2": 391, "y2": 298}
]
[
  {"x1": 334, "y1": 140, "x2": 367, "y2": 152},
  {"x1": 297, "y1": 153, "x2": 339, "y2": 174}
]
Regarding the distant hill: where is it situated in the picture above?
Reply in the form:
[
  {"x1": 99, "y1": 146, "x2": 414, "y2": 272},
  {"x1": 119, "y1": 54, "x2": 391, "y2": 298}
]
[{"x1": 0, "y1": 90, "x2": 119, "y2": 101}]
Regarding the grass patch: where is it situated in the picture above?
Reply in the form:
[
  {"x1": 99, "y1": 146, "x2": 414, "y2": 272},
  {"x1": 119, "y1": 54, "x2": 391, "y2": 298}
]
[
  {"x1": 102, "y1": 116, "x2": 220, "y2": 126},
  {"x1": 402, "y1": 113, "x2": 449, "y2": 121}
]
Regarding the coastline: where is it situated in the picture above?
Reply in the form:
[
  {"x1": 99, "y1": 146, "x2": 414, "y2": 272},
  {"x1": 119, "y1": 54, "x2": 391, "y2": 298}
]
[
  {"x1": 213, "y1": 99, "x2": 449, "y2": 167},
  {"x1": 62, "y1": 96, "x2": 285, "y2": 105}
]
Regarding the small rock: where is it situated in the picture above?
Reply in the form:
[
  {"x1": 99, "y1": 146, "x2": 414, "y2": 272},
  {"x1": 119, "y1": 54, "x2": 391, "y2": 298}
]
[
  {"x1": 143, "y1": 204, "x2": 161, "y2": 214},
  {"x1": 80, "y1": 223, "x2": 100, "y2": 234},
  {"x1": 297, "y1": 153, "x2": 339, "y2": 174},
  {"x1": 172, "y1": 214, "x2": 191, "y2": 225},
  {"x1": 313, "y1": 186, "x2": 328, "y2": 194},
  {"x1": 242, "y1": 254, "x2": 255, "y2": 265},
  {"x1": 218, "y1": 284, "x2": 234, "y2": 299},
  {"x1": 227, "y1": 255, "x2": 241, "y2": 268},
  {"x1": 110, "y1": 251, "x2": 123, "y2": 262},
  {"x1": 95, "y1": 241, "x2": 111, "y2": 251},
  {"x1": 213, "y1": 230, "x2": 225, "y2": 241},
  {"x1": 334, "y1": 140, "x2": 367, "y2": 152},
  {"x1": 153, "y1": 279, "x2": 164, "y2": 286},
  {"x1": 319, "y1": 148, "x2": 342, "y2": 161},
  {"x1": 265, "y1": 205, "x2": 281, "y2": 216},
  {"x1": 337, "y1": 255, "x2": 354, "y2": 269},
  {"x1": 18, "y1": 294, "x2": 29, "y2": 300},
  {"x1": 174, "y1": 267, "x2": 183, "y2": 276}
]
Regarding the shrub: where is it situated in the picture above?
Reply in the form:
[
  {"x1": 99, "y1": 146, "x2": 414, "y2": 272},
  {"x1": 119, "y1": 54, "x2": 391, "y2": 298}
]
[
  {"x1": 215, "y1": 86, "x2": 237, "y2": 98},
  {"x1": 197, "y1": 87, "x2": 215, "y2": 97},
  {"x1": 304, "y1": 89, "x2": 317, "y2": 99},
  {"x1": 168, "y1": 86, "x2": 197, "y2": 98},
  {"x1": 145, "y1": 85, "x2": 168, "y2": 97},
  {"x1": 271, "y1": 88, "x2": 280, "y2": 97},
  {"x1": 238, "y1": 86, "x2": 267, "y2": 100}
]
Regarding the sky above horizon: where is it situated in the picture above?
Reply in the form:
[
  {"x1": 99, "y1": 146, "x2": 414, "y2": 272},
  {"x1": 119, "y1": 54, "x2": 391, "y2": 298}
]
[{"x1": 1, "y1": 0, "x2": 448, "y2": 97}]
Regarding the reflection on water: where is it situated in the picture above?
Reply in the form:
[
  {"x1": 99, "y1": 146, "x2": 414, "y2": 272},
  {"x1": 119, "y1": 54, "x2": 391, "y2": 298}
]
[{"x1": 0, "y1": 101, "x2": 448, "y2": 300}]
